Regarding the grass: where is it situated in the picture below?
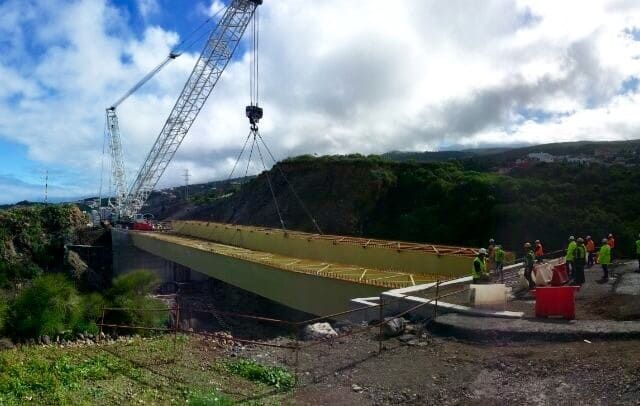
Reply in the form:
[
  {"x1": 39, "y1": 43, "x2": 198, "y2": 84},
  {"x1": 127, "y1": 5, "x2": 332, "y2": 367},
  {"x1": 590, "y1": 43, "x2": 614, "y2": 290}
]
[
  {"x1": 0, "y1": 335, "x2": 292, "y2": 405},
  {"x1": 224, "y1": 359, "x2": 295, "y2": 391}
]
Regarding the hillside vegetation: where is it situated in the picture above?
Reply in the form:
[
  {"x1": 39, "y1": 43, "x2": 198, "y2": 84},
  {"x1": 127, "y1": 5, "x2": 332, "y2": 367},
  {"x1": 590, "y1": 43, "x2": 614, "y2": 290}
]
[
  {"x1": 164, "y1": 153, "x2": 640, "y2": 258},
  {"x1": 0, "y1": 205, "x2": 165, "y2": 341}
]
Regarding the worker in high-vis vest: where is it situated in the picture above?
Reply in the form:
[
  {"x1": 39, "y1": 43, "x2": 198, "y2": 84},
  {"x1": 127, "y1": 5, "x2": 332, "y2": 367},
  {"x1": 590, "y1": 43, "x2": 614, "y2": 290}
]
[
  {"x1": 635, "y1": 233, "x2": 640, "y2": 273},
  {"x1": 472, "y1": 248, "x2": 490, "y2": 284},
  {"x1": 523, "y1": 242, "x2": 536, "y2": 289},
  {"x1": 487, "y1": 238, "x2": 496, "y2": 272},
  {"x1": 494, "y1": 245, "x2": 505, "y2": 282},
  {"x1": 534, "y1": 239, "x2": 544, "y2": 262},
  {"x1": 607, "y1": 233, "x2": 616, "y2": 261},
  {"x1": 572, "y1": 237, "x2": 587, "y2": 285},
  {"x1": 565, "y1": 236, "x2": 577, "y2": 279},
  {"x1": 598, "y1": 238, "x2": 612, "y2": 283},
  {"x1": 586, "y1": 236, "x2": 596, "y2": 268}
]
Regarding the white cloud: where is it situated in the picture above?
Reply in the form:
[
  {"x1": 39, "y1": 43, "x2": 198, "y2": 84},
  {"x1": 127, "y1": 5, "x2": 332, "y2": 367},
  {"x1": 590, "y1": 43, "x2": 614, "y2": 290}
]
[
  {"x1": 1, "y1": 0, "x2": 640, "y2": 201},
  {"x1": 137, "y1": 0, "x2": 160, "y2": 19}
]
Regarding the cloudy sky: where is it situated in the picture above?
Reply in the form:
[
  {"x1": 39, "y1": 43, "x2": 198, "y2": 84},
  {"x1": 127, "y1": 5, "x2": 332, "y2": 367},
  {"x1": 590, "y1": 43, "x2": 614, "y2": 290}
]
[{"x1": 1, "y1": 0, "x2": 640, "y2": 203}]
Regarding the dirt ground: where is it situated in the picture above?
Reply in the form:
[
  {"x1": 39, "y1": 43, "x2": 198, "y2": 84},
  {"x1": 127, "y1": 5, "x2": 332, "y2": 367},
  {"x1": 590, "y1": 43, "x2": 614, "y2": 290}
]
[
  {"x1": 169, "y1": 261, "x2": 640, "y2": 405},
  {"x1": 234, "y1": 327, "x2": 640, "y2": 405}
]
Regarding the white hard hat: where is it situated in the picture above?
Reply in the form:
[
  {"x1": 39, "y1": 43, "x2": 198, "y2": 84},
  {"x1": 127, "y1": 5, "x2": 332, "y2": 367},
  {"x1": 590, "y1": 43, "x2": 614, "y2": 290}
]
[
  {"x1": 478, "y1": 248, "x2": 488, "y2": 255},
  {"x1": 569, "y1": 236, "x2": 575, "y2": 241}
]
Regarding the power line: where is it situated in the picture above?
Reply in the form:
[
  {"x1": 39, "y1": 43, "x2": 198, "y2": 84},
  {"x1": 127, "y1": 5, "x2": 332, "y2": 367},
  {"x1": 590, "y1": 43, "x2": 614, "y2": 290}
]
[
  {"x1": 183, "y1": 169, "x2": 191, "y2": 201},
  {"x1": 44, "y1": 170, "x2": 48, "y2": 204}
]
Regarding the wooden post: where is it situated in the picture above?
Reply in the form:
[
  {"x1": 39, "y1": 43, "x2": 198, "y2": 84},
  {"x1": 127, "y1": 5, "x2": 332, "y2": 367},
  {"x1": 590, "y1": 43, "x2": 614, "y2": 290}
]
[
  {"x1": 173, "y1": 304, "x2": 180, "y2": 359},
  {"x1": 294, "y1": 324, "x2": 300, "y2": 386},
  {"x1": 434, "y1": 280, "x2": 440, "y2": 319},
  {"x1": 99, "y1": 306, "x2": 106, "y2": 342},
  {"x1": 378, "y1": 298, "x2": 384, "y2": 354}
]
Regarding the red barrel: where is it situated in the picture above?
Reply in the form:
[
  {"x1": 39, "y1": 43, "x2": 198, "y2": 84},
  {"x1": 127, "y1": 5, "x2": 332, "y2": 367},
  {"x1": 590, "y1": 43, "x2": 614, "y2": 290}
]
[
  {"x1": 535, "y1": 286, "x2": 580, "y2": 320},
  {"x1": 551, "y1": 263, "x2": 569, "y2": 286}
]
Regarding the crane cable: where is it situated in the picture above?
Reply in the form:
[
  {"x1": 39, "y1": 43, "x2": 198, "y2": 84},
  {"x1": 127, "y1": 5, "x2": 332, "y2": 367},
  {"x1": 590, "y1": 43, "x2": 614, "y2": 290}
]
[
  {"x1": 101, "y1": 7, "x2": 227, "y2": 213},
  {"x1": 172, "y1": 6, "x2": 227, "y2": 54},
  {"x1": 224, "y1": 7, "x2": 323, "y2": 234},
  {"x1": 257, "y1": 133, "x2": 323, "y2": 235}
]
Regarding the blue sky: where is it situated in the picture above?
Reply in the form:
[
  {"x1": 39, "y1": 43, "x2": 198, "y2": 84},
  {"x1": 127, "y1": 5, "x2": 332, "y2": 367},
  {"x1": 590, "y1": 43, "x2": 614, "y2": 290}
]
[
  {"x1": 1, "y1": 0, "x2": 640, "y2": 204},
  {"x1": 0, "y1": 0, "x2": 228, "y2": 203}
]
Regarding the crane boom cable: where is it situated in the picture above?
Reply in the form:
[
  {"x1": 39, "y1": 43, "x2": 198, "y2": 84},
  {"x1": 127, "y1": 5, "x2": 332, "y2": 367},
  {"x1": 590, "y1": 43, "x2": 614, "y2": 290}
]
[
  {"x1": 171, "y1": 6, "x2": 226, "y2": 53},
  {"x1": 122, "y1": 0, "x2": 261, "y2": 217},
  {"x1": 110, "y1": 5, "x2": 228, "y2": 110},
  {"x1": 98, "y1": 118, "x2": 108, "y2": 212}
]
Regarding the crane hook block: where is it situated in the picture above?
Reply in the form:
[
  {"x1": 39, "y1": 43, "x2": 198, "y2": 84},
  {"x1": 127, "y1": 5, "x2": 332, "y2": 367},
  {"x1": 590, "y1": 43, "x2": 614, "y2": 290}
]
[{"x1": 246, "y1": 105, "x2": 264, "y2": 125}]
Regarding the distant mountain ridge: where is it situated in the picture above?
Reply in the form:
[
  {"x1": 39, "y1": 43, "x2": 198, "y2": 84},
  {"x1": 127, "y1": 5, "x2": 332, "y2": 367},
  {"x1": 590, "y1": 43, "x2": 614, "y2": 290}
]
[{"x1": 383, "y1": 139, "x2": 640, "y2": 164}]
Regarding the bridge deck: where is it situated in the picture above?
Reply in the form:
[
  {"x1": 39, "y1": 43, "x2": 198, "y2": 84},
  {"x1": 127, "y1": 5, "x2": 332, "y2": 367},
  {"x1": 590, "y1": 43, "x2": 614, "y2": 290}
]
[{"x1": 139, "y1": 231, "x2": 453, "y2": 289}]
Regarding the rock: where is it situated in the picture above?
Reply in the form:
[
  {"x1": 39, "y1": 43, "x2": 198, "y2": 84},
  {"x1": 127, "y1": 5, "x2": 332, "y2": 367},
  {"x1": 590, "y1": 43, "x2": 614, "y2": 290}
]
[
  {"x1": 99, "y1": 332, "x2": 106, "y2": 340},
  {"x1": 397, "y1": 334, "x2": 415, "y2": 343},
  {"x1": 382, "y1": 317, "x2": 406, "y2": 337},
  {"x1": 42, "y1": 335, "x2": 51, "y2": 345},
  {"x1": 0, "y1": 338, "x2": 15, "y2": 350},
  {"x1": 302, "y1": 322, "x2": 338, "y2": 340},
  {"x1": 60, "y1": 338, "x2": 67, "y2": 345},
  {"x1": 77, "y1": 333, "x2": 85, "y2": 340},
  {"x1": 352, "y1": 384, "x2": 363, "y2": 392}
]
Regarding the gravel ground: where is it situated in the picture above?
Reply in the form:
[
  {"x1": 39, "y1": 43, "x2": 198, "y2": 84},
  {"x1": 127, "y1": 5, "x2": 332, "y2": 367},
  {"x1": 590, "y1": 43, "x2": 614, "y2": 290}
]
[
  {"x1": 170, "y1": 261, "x2": 640, "y2": 405},
  {"x1": 241, "y1": 327, "x2": 640, "y2": 405}
]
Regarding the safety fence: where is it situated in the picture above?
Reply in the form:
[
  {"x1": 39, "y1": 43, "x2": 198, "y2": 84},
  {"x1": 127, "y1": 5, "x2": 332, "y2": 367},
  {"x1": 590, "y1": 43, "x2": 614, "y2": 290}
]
[
  {"x1": 95, "y1": 280, "x2": 473, "y2": 385},
  {"x1": 94, "y1": 251, "x2": 566, "y2": 385}
]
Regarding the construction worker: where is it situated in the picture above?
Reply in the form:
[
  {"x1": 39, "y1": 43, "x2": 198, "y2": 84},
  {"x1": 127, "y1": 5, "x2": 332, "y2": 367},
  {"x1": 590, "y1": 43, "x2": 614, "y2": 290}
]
[
  {"x1": 534, "y1": 239, "x2": 544, "y2": 262},
  {"x1": 524, "y1": 242, "x2": 536, "y2": 289},
  {"x1": 487, "y1": 238, "x2": 496, "y2": 272},
  {"x1": 572, "y1": 238, "x2": 586, "y2": 285},
  {"x1": 607, "y1": 233, "x2": 616, "y2": 260},
  {"x1": 494, "y1": 244, "x2": 505, "y2": 281},
  {"x1": 598, "y1": 238, "x2": 612, "y2": 283},
  {"x1": 472, "y1": 248, "x2": 490, "y2": 284},
  {"x1": 636, "y1": 233, "x2": 640, "y2": 273},
  {"x1": 586, "y1": 236, "x2": 596, "y2": 268},
  {"x1": 565, "y1": 236, "x2": 577, "y2": 279}
]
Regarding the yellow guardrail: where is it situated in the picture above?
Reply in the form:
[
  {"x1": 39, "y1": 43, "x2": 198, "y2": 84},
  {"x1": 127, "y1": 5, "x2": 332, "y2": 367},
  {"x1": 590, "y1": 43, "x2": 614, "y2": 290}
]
[{"x1": 171, "y1": 221, "x2": 476, "y2": 278}]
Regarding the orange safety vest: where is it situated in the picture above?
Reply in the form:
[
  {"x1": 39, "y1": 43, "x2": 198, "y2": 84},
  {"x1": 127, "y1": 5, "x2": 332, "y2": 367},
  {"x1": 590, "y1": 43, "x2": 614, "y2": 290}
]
[
  {"x1": 607, "y1": 237, "x2": 615, "y2": 248},
  {"x1": 535, "y1": 243, "x2": 544, "y2": 257},
  {"x1": 586, "y1": 240, "x2": 595, "y2": 253}
]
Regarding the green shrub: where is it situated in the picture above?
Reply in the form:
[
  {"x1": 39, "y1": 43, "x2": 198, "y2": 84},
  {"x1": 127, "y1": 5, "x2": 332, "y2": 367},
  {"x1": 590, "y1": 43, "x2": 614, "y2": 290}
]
[
  {"x1": 224, "y1": 359, "x2": 294, "y2": 390},
  {"x1": 74, "y1": 293, "x2": 107, "y2": 335},
  {"x1": 0, "y1": 299, "x2": 7, "y2": 333},
  {"x1": 106, "y1": 270, "x2": 168, "y2": 330},
  {"x1": 9, "y1": 274, "x2": 83, "y2": 338},
  {"x1": 186, "y1": 390, "x2": 234, "y2": 405}
]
